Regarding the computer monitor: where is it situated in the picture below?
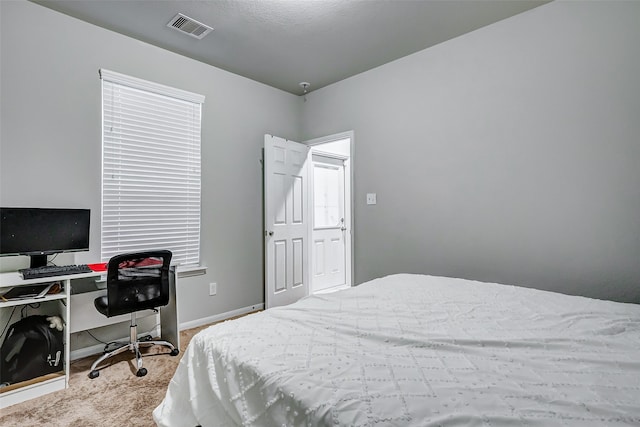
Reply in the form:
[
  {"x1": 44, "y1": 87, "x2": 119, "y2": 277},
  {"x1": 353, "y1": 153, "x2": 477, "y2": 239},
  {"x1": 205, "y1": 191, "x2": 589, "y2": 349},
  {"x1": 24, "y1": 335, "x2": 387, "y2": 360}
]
[{"x1": 0, "y1": 207, "x2": 90, "y2": 268}]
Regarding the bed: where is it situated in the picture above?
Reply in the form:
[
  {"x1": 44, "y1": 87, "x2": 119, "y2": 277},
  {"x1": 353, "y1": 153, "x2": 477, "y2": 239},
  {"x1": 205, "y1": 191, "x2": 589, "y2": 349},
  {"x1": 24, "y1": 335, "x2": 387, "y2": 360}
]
[{"x1": 153, "y1": 274, "x2": 640, "y2": 426}]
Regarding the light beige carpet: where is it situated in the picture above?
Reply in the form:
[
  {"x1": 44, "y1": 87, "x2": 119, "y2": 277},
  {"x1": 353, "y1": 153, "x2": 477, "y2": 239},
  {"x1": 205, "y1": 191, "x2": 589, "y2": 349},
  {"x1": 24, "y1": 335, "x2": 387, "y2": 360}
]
[{"x1": 0, "y1": 324, "x2": 209, "y2": 426}]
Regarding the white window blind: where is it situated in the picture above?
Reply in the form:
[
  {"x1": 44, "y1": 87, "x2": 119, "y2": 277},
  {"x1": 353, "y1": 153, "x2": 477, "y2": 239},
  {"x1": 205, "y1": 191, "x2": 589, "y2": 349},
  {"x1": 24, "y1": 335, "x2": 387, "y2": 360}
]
[{"x1": 100, "y1": 69, "x2": 204, "y2": 266}]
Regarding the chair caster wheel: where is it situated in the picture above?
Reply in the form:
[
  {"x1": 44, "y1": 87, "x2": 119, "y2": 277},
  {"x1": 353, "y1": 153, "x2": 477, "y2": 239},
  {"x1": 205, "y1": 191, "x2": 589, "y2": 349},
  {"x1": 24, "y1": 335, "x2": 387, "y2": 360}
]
[
  {"x1": 88, "y1": 370, "x2": 99, "y2": 379},
  {"x1": 170, "y1": 348, "x2": 180, "y2": 356},
  {"x1": 136, "y1": 368, "x2": 147, "y2": 377}
]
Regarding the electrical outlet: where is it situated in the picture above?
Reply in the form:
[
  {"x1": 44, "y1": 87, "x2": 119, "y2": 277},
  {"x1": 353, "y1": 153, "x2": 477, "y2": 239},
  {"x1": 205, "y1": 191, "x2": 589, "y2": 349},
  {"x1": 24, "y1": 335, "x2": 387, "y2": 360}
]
[
  {"x1": 209, "y1": 282, "x2": 217, "y2": 296},
  {"x1": 366, "y1": 193, "x2": 377, "y2": 205}
]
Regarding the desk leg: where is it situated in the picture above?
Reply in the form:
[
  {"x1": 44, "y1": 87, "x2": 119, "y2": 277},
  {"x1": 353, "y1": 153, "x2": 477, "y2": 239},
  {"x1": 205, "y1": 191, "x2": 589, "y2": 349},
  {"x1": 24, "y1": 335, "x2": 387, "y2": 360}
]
[{"x1": 160, "y1": 267, "x2": 179, "y2": 349}]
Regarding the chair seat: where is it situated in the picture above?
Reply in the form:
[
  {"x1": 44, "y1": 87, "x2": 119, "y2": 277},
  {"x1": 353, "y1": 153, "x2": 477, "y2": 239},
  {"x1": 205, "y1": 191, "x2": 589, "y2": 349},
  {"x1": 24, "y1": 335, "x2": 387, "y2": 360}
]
[
  {"x1": 94, "y1": 285, "x2": 162, "y2": 318},
  {"x1": 94, "y1": 295, "x2": 109, "y2": 317}
]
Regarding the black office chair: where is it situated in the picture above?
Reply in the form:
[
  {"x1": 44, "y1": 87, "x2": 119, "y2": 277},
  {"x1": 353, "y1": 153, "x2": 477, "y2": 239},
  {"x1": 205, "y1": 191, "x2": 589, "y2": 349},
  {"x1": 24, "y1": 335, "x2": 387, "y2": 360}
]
[{"x1": 88, "y1": 250, "x2": 179, "y2": 379}]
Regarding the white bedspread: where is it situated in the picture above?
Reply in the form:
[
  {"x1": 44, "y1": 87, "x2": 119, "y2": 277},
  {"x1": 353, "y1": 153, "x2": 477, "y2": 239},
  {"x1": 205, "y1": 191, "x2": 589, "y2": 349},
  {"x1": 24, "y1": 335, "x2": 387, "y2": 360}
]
[{"x1": 153, "y1": 274, "x2": 640, "y2": 426}]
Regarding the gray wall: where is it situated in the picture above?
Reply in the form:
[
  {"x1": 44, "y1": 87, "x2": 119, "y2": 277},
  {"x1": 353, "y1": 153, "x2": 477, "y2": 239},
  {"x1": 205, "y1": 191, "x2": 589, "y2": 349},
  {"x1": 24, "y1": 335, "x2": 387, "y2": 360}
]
[
  {"x1": 2, "y1": 0, "x2": 639, "y2": 329},
  {"x1": 0, "y1": 0, "x2": 302, "y2": 326},
  {"x1": 301, "y1": 1, "x2": 640, "y2": 303}
]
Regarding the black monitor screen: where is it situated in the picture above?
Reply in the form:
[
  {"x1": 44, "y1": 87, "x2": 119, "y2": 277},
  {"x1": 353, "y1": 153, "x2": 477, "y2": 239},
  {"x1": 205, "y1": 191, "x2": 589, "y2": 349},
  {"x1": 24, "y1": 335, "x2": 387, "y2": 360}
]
[{"x1": 0, "y1": 208, "x2": 90, "y2": 258}]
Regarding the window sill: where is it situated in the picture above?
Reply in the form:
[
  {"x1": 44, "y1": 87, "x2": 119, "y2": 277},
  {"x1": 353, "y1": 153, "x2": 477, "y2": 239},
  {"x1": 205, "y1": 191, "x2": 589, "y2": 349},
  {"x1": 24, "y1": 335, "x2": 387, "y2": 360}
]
[{"x1": 176, "y1": 265, "x2": 207, "y2": 278}]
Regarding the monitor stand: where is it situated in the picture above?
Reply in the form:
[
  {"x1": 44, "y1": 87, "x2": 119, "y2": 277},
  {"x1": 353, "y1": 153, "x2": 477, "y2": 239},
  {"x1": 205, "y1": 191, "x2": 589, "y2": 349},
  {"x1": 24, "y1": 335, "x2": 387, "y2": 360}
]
[{"x1": 29, "y1": 254, "x2": 48, "y2": 268}]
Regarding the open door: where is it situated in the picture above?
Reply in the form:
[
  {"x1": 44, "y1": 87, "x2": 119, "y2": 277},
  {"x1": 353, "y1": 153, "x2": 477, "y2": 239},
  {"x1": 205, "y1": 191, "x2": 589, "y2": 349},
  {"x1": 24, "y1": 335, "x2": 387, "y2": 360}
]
[{"x1": 264, "y1": 135, "x2": 310, "y2": 308}]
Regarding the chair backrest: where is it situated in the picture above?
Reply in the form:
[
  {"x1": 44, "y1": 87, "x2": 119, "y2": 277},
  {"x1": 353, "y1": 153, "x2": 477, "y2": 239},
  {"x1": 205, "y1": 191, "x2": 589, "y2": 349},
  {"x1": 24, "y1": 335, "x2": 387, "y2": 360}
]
[{"x1": 105, "y1": 250, "x2": 172, "y2": 317}]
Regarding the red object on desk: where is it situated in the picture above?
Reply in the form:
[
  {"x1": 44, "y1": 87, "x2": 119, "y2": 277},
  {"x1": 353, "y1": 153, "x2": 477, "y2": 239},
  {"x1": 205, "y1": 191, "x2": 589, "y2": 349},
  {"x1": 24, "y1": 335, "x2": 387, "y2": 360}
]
[{"x1": 87, "y1": 263, "x2": 107, "y2": 272}]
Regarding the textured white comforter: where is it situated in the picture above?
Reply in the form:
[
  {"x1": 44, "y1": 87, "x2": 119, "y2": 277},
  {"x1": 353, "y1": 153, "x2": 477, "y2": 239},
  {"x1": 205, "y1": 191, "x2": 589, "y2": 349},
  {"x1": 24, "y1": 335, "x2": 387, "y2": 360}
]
[{"x1": 153, "y1": 274, "x2": 640, "y2": 426}]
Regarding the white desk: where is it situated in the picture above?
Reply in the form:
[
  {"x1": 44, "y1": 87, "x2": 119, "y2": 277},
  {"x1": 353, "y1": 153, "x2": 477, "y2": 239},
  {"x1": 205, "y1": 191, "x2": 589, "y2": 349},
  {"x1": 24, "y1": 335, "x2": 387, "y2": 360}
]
[{"x1": 0, "y1": 267, "x2": 179, "y2": 409}]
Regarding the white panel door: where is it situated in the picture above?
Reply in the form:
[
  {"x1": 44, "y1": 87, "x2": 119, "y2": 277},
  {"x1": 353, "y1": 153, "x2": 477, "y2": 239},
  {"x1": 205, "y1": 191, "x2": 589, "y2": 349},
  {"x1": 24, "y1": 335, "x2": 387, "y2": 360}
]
[
  {"x1": 264, "y1": 135, "x2": 309, "y2": 308},
  {"x1": 311, "y1": 156, "x2": 347, "y2": 292}
]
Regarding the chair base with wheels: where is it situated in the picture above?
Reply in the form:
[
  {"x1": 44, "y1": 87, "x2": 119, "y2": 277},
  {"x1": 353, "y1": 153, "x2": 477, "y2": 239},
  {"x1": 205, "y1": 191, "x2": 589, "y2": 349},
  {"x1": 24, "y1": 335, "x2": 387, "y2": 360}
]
[{"x1": 88, "y1": 312, "x2": 179, "y2": 379}]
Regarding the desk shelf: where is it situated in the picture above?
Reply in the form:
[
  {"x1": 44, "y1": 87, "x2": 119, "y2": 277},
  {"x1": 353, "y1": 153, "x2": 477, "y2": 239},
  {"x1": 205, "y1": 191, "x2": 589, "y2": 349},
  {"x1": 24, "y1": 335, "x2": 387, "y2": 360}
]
[
  {"x1": 0, "y1": 292, "x2": 67, "y2": 308},
  {"x1": 0, "y1": 372, "x2": 66, "y2": 408},
  {"x1": 0, "y1": 272, "x2": 89, "y2": 409}
]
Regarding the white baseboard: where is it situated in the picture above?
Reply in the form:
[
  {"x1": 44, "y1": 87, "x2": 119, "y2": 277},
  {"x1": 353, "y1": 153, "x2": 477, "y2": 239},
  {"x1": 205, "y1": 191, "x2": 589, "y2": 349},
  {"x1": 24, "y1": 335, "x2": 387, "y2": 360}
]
[
  {"x1": 179, "y1": 303, "x2": 264, "y2": 330},
  {"x1": 70, "y1": 303, "x2": 264, "y2": 361}
]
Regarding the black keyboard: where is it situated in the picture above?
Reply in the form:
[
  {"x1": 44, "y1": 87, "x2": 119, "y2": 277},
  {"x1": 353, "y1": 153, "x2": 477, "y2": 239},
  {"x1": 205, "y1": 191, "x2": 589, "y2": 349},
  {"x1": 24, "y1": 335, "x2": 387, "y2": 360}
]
[{"x1": 19, "y1": 264, "x2": 92, "y2": 280}]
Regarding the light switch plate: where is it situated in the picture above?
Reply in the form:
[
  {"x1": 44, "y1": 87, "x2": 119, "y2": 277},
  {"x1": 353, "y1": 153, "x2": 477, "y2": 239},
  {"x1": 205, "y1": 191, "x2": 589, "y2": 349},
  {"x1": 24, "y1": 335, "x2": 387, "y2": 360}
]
[{"x1": 366, "y1": 193, "x2": 377, "y2": 205}]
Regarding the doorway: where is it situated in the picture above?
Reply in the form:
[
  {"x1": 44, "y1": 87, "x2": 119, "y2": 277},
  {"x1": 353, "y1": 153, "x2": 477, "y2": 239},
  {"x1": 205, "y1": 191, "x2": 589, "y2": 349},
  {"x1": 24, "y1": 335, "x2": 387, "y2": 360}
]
[{"x1": 264, "y1": 132, "x2": 353, "y2": 309}]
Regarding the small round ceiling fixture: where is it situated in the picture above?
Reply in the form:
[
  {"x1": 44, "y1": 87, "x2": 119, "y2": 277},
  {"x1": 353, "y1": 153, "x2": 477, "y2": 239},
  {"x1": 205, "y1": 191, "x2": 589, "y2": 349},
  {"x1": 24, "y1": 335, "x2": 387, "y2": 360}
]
[{"x1": 299, "y1": 82, "x2": 310, "y2": 101}]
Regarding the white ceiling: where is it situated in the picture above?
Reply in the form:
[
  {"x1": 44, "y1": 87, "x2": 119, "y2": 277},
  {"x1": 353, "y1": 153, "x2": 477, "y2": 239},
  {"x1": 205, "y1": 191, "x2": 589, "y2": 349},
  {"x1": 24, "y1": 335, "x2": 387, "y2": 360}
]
[{"x1": 32, "y1": 0, "x2": 549, "y2": 95}]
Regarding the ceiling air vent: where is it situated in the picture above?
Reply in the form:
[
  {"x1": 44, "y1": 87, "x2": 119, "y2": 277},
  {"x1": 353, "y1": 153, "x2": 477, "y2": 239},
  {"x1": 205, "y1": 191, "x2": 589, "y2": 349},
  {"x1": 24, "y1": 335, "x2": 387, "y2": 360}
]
[{"x1": 167, "y1": 13, "x2": 213, "y2": 40}]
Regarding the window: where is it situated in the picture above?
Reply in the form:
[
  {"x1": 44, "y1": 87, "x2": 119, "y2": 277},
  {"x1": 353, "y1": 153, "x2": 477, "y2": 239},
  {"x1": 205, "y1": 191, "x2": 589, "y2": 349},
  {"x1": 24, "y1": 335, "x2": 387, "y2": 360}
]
[
  {"x1": 312, "y1": 155, "x2": 345, "y2": 229},
  {"x1": 100, "y1": 69, "x2": 204, "y2": 266},
  {"x1": 313, "y1": 164, "x2": 342, "y2": 228}
]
